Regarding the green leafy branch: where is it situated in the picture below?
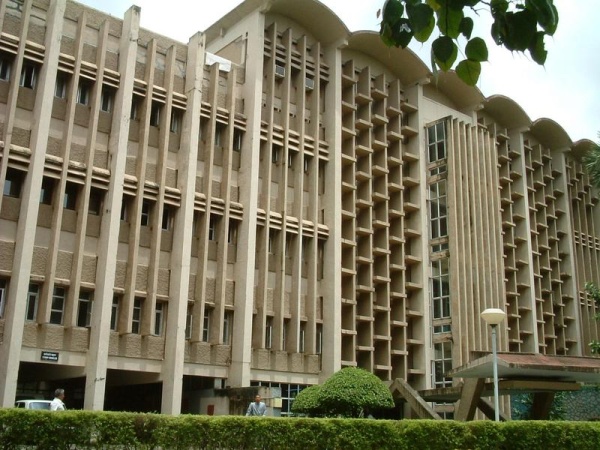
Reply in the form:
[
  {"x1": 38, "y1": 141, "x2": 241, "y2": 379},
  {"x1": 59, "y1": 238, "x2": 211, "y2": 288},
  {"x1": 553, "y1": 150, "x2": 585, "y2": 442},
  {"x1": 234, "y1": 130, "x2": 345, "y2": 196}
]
[
  {"x1": 585, "y1": 282, "x2": 600, "y2": 354},
  {"x1": 583, "y1": 136, "x2": 600, "y2": 190},
  {"x1": 379, "y1": 0, "x2": 559, "y2": 86}
]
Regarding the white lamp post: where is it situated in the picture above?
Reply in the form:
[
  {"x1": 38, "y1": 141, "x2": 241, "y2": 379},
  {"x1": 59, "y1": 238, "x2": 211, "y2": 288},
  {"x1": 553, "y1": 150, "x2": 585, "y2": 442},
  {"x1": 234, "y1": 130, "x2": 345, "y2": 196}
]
[{"x1": 481, "y1": 308, "x2": 506, "y2": 422}]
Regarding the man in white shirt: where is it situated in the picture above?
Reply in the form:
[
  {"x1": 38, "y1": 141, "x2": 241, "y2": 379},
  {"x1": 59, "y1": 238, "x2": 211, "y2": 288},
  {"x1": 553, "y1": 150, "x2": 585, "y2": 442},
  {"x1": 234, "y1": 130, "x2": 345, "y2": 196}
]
[
  {"x1": 245, "y1": 394, "x2": 267, "y2": 416},
  {"x1": 50, "y1": 388, "x2": 66, "y2": 411}
]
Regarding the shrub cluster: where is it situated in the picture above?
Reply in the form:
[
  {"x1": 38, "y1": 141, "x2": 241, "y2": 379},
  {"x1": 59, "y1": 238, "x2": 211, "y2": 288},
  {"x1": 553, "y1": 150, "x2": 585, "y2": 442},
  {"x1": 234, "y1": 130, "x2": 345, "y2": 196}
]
[{"x1": 1, "y1": 409, "x2": 599, "y2": 449}]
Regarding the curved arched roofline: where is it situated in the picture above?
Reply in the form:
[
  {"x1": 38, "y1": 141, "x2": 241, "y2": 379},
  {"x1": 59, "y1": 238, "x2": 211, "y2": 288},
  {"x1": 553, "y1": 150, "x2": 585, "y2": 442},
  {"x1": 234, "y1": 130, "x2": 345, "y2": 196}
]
[
  {"x1": 204, "y1": 0, "x2": 349, "y2": 45},
  {"x1": 530, "y1": 118, "x2": 572, "y2": 150},
  {"x1": 346, "y1": 31, "x2": 430, "y2": 85},
  {"x1": 432, "y1": 71, "x2": 485, "y2": 111},
  {"x1": 483, "y1": 95, "x2": 531, "y2": 130},
  {"x1": 571, "y1": 138, "x2": 596, "y2": 159},
  {"x1": 268, "y1": 0, "x2": 349, "y2": 44}
]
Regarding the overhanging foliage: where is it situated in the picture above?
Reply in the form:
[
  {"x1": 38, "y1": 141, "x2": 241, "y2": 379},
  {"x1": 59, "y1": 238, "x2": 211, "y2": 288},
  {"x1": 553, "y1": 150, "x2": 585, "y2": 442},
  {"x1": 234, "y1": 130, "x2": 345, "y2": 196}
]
[
  {"x1": 584, "y1": 282, "x2": 600, "y2": 354},
  {"x1": 379, "y1": 0, "x2": 559, "y2": 86}
]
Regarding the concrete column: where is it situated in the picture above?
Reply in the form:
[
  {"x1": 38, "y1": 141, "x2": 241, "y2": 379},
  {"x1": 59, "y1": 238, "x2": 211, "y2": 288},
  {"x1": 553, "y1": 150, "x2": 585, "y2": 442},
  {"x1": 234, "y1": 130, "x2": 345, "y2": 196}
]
[
  {"x1": 0, "y1": 0, "x2": 65, "y2": 407},
  {"x1": 455, "y1": 378, "x2": 485, "y2": 421},
  {"x1": 160, "y1": 31, "x2": 205, "y2": 415},
  {"x1": 320, "y1": 41, "x2": 345, "y2": 380},
  {"x1": 229, "y1": 12, "x2": 265, "y2": 387},
  {"x1": 84, "y1": 5, "x2": 139, "y2": 410}
]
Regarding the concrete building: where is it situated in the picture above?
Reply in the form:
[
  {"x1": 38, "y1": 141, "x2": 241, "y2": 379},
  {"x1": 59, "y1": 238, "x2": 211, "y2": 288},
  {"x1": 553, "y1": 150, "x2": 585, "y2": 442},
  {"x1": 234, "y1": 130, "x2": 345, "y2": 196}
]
[{"x1": 0, "y1": 0, "x2": 598, "y2": 416}]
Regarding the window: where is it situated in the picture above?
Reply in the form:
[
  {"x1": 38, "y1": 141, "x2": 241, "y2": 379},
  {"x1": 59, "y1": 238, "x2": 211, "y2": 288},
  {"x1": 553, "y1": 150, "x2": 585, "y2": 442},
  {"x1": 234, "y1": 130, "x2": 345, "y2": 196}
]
[
  {"x1": 192, "y1": 213, "x2": 199, "y2": 238},
  {"x1": 76, "y1": 81, "x2": 91, "y2": 105},
  {"x1": 287, "y1": 152, "x2": 294, "y2": 168},
  {"x1": 433, "y1": 341, "x2": 452, "y2": 387},
  {"x1": 185, "y1": 305, "x2": 193, "y2": 340},
  {"x1": 282, "y1": 319, "x2": 289, "y2": 350},
  {"x1": 3, "y1": 168, "x2": 24, "y2": 198},
  {"x1": 77, "y1": 291, "x2": 93, "y2": 327},
  {"x1": 150, "y1": 101, "x2": 161, "y2": 126},
  {"x1": 141, "y1": 200, "x2": 151, "y2": 226},
  {"x1": 40, "y1": 177, "x2": 55, "y2": 205},
  {"x1": 223, "y1": 311, "x2": 232, "y2": 344},
  {"x1": 427, "y1": 121, "x2": 447, "y2": 164},
  {"x1": 50, "y1": 286, "x2": 66, "y2": 325},
  {"x1": 316, "y1": 324, "x2": 323, "y2": 354},
  {"x1": 317, "y1": 241, "x2": 324, "y2": 279},
  {"x1": 55, "y1": 72, "x2": 68, "y2": 98},
  {"x1": 268, "y1": 230, "x2": 276, "y2": 254},
  {"x1": 202, "y1": 308, "x2": 210, "y2": 342},
  {"x1": 227, "y1": 220, "x2": 238, "y2": 244},
  {"x1": 154, "y1": 302, "x2": 165, "y2": 336},
  {"x1": 250, "y1": 381, "x2": 309, "y2": 418},
  {"x1": 233, "y1": 129, "x2": 243, "y2": 152},
  {"x1": 88, "y1": 187, "x2": 104, "y2": 215},
  {"x1": 434, "y1": 324, "x2": 451, "y2": 334},
  {"x1": 19, "y1": 63, "x2": 37, "y2": 89},
  {"x1": 429, "y1": 180, "x2": 448, "y2": 240},
  {"x1": 431, "y1": 257, "x2": 450, "y2": 321},
  {"x1": 170, "y1": 111, "x2": 180, "y2": 133},
  {"x1": 214, "y1": 123, "x2": 225, "y2": 147},
  {"x1": 318, "y1": 164, "x2": 325, "y2": 195},
  {"x1": 25, "y1": 284, "x2": 39, "y2": 321},
  {"x1": 0, "y1": 55, "x2": 11, "y2": 81},
  {"x1": 301, "y1": 238, "x2": 309, "y2": 262},
  {"x1": 299, "y1": 322, "x2": 306, "y2": 353},
  {"x1": 208, "y1": 215, "x2": 218, "y2": 241},
  {"x1": 120, "y1": 195, "x2": 132, "y2": 221},
  {"x1": 110, "y1": 296, "x2": 120, "y2": 331},
  {"x1": 63, "y1": 182, "x2": 78, "y2": 210},
  {"x1": 130, "y1": 96, "x2": 139, "y2": 120},
  {"x1": 272, "y1": 145, "x2": 281, "y2": 163},
  {"x1": 132, "y1": 297, "x2": 143, "y2": 334},
  {"x1": 0, "y1": 279, "x2": 6, "y2": 319},
  {"x1": 161, "y1": 207, "x2": 171, "y2": 231},
  {"x1": 100, "y1": 86, "x2": 113, "y2": 112},
  {"x1": 265, "y1": 316, "x2": 273, "y2": 349},
  {"x1": 304, "y1": 156, "x2": 311, "y2": 173}
]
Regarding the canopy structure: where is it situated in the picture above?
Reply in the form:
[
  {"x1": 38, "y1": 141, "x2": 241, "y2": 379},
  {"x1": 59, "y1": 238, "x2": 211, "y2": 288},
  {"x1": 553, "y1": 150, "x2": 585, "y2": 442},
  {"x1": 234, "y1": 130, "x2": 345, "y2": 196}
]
[
  {"x1": 448, "y1": 353, "x2": 600, "y2": 383},
  {"x1": 409, "y1": 353, "x2": 600, "y2": 421}
]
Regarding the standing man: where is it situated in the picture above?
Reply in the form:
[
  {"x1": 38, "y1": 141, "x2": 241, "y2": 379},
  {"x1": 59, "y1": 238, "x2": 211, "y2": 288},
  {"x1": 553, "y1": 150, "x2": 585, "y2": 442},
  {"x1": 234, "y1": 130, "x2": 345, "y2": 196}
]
[
  {"x1": 245, "y1": 394, "x2": 267, "y2": 416},
  {"x1": 50, "y1": 388, "x2": 66, "y2": 411}
]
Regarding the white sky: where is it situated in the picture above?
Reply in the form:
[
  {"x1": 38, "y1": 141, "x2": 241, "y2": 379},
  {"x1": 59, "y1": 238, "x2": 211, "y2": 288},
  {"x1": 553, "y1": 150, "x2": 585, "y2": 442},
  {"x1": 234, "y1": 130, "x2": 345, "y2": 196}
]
[{"x1": 78, "y1": 0, "x2": 598, "y2": 142}]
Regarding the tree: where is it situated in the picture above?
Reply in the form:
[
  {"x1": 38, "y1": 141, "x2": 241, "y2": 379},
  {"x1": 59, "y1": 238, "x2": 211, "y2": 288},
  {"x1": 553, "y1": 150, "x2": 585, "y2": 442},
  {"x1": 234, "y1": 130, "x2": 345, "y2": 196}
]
[
  {"x1": 511, "y1": 391, "x2": 566, "y2": 420},
  {"x1": 585, "y1": 282, "x2": 600, "y2": 354},
  {"x1": 290, "y1": 385, "x2": 324, "y2": 417},
  {"x1": 583, "y1": 138, "x2": 600, "y2": 190},
  {"x1": 291, "y1": 367, "x2": 394, "y2": 418},
  {"x1": 379, "y1": 0, "x2": 559, "y2": 86},
  {"x1": 583, "y1": 138, "x2": 600, "y2": 354}
]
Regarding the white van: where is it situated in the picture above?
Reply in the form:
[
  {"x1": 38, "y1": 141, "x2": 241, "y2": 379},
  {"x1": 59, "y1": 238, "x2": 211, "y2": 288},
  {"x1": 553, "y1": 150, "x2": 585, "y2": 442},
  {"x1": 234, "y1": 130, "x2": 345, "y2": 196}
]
[{"x1": 15, "y1": 399, "x2": 52, "y2": 410}]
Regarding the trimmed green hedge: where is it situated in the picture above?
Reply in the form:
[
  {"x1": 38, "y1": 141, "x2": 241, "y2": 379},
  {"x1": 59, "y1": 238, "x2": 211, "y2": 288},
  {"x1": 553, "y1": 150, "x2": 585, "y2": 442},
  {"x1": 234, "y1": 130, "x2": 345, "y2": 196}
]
[{"x1": 0, "y1": 409, "x2": 599, "y2": 449}]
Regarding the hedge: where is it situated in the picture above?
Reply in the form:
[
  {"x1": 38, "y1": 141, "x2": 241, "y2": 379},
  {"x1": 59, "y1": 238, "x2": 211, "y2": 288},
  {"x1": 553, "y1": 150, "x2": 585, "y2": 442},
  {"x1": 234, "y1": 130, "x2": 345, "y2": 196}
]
[{"x1": 0, "y1": 409, "x2": 599, "y2": 449}]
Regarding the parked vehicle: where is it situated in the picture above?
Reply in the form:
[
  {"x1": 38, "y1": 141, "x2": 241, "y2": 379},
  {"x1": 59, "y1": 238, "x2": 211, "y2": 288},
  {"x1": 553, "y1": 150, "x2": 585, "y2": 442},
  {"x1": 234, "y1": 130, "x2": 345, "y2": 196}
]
[{"x1": 14, "y1": 399, "x2": 52, "y2": 410}]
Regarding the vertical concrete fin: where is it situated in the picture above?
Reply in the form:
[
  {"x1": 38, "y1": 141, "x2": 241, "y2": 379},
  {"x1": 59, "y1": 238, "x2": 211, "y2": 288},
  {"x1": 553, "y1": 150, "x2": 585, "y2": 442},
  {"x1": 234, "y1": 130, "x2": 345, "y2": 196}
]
[
  {"x1": 0, "y1": 0, "x2": 66, "y2": 407},
  {"x1": 84, "y1": 4, "x2": 139, "y2": 411},
  {"x1": 160, "y1": 31, "x2": 205, "y2": 415}
]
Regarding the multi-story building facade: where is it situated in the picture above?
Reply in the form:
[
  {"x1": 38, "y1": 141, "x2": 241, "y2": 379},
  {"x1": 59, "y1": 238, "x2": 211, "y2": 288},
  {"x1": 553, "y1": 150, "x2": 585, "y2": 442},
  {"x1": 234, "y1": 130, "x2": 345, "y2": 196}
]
[{"x1": 0, "y1": 0, "x2": 598, "y2": 416}]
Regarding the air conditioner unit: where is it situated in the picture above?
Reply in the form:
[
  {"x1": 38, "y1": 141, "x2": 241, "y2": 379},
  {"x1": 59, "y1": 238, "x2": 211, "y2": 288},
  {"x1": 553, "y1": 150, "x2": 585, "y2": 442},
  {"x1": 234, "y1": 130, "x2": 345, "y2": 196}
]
[
  {"x1": 275, "y1": 64, "x2": 285, "y2": 78},
  {"x1": 305, "y1": 77, "x2": 315, "y2": 91}
]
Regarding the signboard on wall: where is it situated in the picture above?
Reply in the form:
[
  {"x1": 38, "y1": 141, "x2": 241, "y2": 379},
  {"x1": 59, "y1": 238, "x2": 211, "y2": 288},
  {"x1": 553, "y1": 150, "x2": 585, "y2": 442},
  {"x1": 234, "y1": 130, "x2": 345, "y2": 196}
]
[{"x1": 40, "y1": 351, "x2": 59, "y2": 362}]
